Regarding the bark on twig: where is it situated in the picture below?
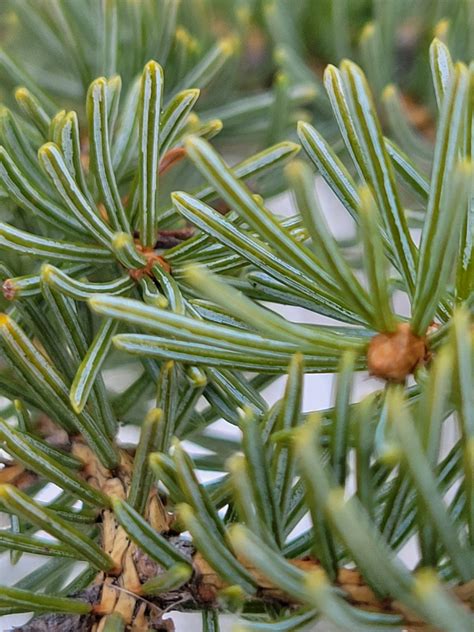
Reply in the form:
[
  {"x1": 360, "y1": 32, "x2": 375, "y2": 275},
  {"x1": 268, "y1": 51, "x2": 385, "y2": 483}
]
[{"x1": 9, "y1": 443, "x2": 474, "y2": 632}]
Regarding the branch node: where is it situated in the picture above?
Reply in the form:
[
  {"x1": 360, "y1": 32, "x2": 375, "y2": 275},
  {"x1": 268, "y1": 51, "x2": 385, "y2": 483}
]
[
  {"x1": 367, "y1": 323, "x2": 427, "y2": 382},
  {"x1": 129, "y1": 247, "x2": 171, "y2": 282}
]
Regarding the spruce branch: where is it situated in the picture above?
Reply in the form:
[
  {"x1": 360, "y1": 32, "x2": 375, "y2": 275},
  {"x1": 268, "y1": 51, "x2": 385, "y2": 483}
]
[{"x1": 0, "y1": 3, "x2": 472, "y2": 631}]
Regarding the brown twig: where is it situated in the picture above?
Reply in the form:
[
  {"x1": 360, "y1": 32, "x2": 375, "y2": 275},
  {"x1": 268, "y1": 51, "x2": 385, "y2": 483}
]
[{"x1": 158, "y1": 147, "x2": 187, "y2": 176}]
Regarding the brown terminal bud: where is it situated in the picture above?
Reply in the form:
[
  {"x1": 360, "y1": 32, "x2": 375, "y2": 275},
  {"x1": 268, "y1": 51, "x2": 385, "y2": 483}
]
[{"x1": 367, "y1": 323, "x2": 427, "y2": 382}]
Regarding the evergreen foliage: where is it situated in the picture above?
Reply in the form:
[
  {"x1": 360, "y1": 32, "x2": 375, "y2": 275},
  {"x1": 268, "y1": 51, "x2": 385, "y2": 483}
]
[{"x1": 0, "y1": 2, "x2": 472, "y2": 631}]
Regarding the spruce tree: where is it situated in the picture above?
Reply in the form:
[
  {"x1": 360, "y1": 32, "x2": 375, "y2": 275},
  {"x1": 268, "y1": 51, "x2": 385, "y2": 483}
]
[{"x1": 0, "y1": 2, "x2": 472, "y2": 631}]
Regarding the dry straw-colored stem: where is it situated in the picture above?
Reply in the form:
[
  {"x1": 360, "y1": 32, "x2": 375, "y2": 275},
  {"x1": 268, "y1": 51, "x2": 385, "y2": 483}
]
[{"x1": 7, "y1": 439, "x2": 473, "y2": 631}]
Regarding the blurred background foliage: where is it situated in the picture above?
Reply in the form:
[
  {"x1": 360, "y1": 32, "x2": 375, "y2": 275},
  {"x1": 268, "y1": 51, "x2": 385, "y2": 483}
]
[{"x1": 1, "y1": 1, "x2": 473, "y2": 131}]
